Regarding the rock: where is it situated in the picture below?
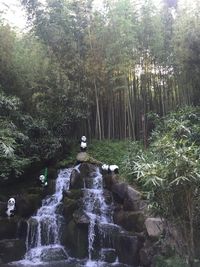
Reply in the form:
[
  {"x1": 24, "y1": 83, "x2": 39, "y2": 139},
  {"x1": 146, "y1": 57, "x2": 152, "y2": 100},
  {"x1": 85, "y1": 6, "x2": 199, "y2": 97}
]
[
  {"x1": 126, "y1": 186, "x2": 141, "y2": 201},
  {"x1": 47, "y1": 167, "x2": 58, "y2": 180},
  {"x1": 76, "y1": 152, "x2": 90, "y2": 162},
  {"x1": 76, "y1": 152, "x2": 102, "y2": 165},
  {"x1": 69, "y1": 169, "x2": 84, "y2": 189},
  {"x1": 79, "y1": 163, "x2": 96, "y2": 181},
  {"x1": 0, "y1": 218, "x2": 18, "y2": 240},
  {"x1": 111, "y1": 183, "x2": 128, "y2": 204},
  {"x1": 45, "y1": 179, "x2": 56, "y2": 195},
  {"x1": 0, "y1": 202, "x2": 7, "y2": 217},
  {"x1": 100, "y1": 223, "x2": 121, "y2": 249},
  {"x1": 139, "y1": 243, "x2": 154, "y2": 266},
  {"x1": 17, "y1": 219, "x2": 28, "y2": 240},
  {"x1": 73, "y1": 210, "x2": 90, "y2": 225},
  {"x1": 103, "y1": 174, "x2": 118, "y2": 190},
  {"x1": 113, "y1": 210, "x2": 145, "y2": 233},
  {"x1": 139, "y1": 239, "x2": 163, "y2": 266},
  {"x1": 103, "y1": 190, "x2": 113, "y2": 205},
  {"x1": 123, "y1": 186, "x2": 141, "y2": 211},
  {"x1": 62, "y1": 220, "x2": 88, "y2": 258},
  {"x1": 115, "y1": 231, "x2": 140, "y2": 266},
  {"x1": 101, "y1": 248, "x2": 117, "y2": 263},
  {"x1": 145, "y1": 217, "x2": 164, "y2": 238},
  {"x1": 16, "y1": 194, "x2": 42, "y2": 218},
  {"x1": 0, "y1": 239, "x2": 26, "y2": 263},
  {"x1": 64, "y1": 189, "x2": 83, "y2": 200},
  {"x1": 27, "y1": 187, "x2": 43, "y2": 196},
  {"x1": 126, "y1": 211, "x2": 145, "y2": 232},
  {"x1": 63, "y1": 197, "x2": 78, "y2": 223},
  {"x1": 38, "y1": 246, "x2": 68, "y2": 262},
  {"x1": 69, "y1": 163, "x2": 97, "y2": 190}
]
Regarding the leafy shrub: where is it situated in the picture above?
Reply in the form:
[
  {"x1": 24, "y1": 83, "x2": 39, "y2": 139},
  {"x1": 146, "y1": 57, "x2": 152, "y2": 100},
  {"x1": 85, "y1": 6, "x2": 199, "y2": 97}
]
[{"x1": 124, "y1": 107, "x2": 200, "y2": 263}]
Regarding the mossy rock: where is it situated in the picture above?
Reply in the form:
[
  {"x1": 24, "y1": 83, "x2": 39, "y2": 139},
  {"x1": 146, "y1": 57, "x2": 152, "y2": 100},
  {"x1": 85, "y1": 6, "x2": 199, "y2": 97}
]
[{"x1": 76, "y1": 152, "x2": 102, "y2": 165}]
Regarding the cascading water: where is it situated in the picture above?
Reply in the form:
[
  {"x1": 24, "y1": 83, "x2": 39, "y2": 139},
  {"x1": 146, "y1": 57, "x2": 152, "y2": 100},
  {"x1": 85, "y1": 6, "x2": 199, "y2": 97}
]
[
  {"x1": 11, "y1": 165, "x2": 131, "y2": 267},
  {"x1": 19, "y1": 168, "x2": 73, "y2": 265},
  {"x1": 83, "y1": 167, "x2": 119, "y2": 266}
]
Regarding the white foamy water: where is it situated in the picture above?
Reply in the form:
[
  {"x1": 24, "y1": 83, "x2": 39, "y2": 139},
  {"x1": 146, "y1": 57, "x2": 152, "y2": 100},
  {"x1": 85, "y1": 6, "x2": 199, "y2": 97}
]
[
  {"x1": 19, "y1": 168, "x2": 73, "y2": 265},
  {"x1": 83, "y1": 167, "x2": 113, "y2": 261}
]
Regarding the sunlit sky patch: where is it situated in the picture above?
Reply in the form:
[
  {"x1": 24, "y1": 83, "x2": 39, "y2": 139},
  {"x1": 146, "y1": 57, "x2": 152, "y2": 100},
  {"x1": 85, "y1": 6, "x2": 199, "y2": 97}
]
[
  {"x1": 0, "y1": 0, "x2": 27, "y2": 30},
  {"x1": 0, "y1": 0, "x2": 193, "y2": 31}
]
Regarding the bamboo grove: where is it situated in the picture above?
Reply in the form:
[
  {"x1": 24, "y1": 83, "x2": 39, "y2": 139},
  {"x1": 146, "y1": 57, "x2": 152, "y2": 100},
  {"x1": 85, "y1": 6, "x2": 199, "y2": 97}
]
[{"x1": 1, "y1": 0, "x2": 200, "y2": 143}]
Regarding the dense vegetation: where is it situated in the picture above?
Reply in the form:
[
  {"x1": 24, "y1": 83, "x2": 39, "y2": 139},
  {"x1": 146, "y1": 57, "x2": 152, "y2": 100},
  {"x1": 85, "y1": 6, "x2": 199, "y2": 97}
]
[
  {"x1": 0, "y1": 0, "x2": 200, "y2": 181},
  {"x1": 124, "y1": 107, "x2": 200, "y2": 265}
]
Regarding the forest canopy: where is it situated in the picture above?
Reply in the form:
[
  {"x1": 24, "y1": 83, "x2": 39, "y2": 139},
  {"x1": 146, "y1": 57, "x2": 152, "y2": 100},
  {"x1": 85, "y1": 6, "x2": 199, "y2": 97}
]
[{"x1": 0, "y1": 0, "x2": 200, "y2": 179}]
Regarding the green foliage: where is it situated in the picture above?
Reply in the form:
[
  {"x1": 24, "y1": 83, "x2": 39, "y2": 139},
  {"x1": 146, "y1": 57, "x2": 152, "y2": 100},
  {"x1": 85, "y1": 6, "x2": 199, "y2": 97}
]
[
  {"x1": 89, "y1": 140, "x2": 128, "y2": 176},
  {"x1": 124, "y1": 107, "x2": 200, "y2": 261},
  {"x1": 0, "y1": 90, "x2": 65, "y2": 181}
]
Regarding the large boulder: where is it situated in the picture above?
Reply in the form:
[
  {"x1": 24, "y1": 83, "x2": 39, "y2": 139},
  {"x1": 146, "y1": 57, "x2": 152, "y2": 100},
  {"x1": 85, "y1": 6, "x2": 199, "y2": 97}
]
[
  {"x1": 0, "y1": 239, "x2": 26, "y2": 263},
  {"x1": 145, "y1": 217, "x2": 164, "y2": 238}
]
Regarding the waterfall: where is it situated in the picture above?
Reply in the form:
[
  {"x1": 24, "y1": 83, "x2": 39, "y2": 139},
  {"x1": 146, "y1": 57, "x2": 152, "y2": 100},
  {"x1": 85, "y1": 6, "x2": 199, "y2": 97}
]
[
  {"x1": 11, "y1": 165, "x2": 131, "y2": 267},
  {"x1": 22, "y1": 168, "x2": 73, "y2": 265},
  {"x1": 83, "y1": 167, "x2": 115, "y2": 265}
]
